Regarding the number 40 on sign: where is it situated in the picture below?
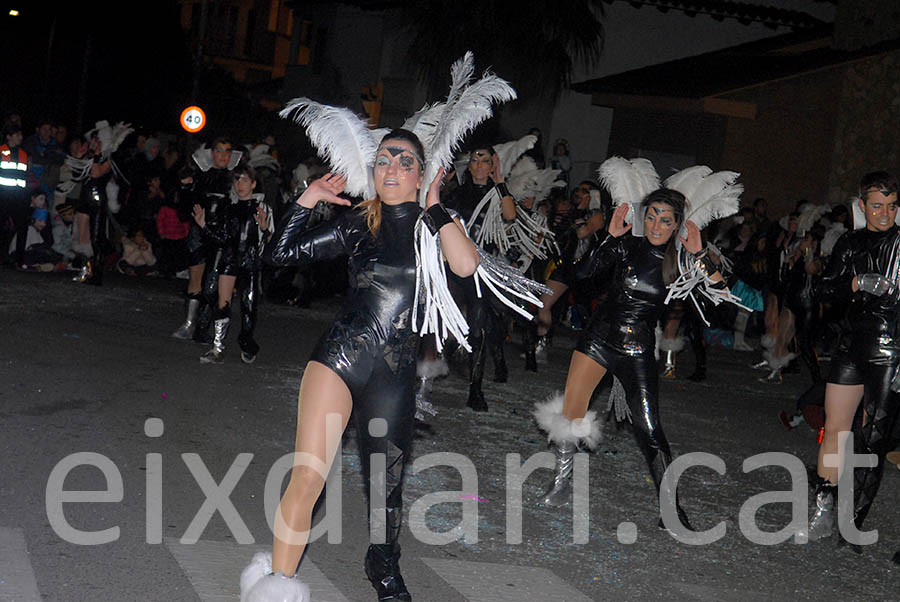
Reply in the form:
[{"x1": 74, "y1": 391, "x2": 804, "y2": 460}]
[{"x1": 180, "y1": 106, "x2": 206, "y2": 133}]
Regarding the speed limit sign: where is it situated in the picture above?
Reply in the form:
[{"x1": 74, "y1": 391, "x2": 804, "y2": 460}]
[{"x1": 180, "y1": 106, "x2": 207, "y2": 133}]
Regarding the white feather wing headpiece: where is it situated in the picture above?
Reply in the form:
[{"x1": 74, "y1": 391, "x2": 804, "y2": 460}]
[
  {"x1": 665, "y1": 168, "x2": 742, "y2": 233},
  {"x1": 797, "y1": 203, "x2": 830, "y2": 235},
  {"x1": 279, "y1": 99, "x2": 377, "y2": 198},
  {"x1": 492, "y1": 134, "x2": 537, "y2": 181},
  {"x1": 597, "y1": 156, "x2": 659, "y2": 235},
  {"x1": 419, "y1": 52, "x2": 517, "y2": 205}
]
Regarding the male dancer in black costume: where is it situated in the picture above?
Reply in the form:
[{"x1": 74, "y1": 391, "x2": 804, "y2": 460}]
[
  {"x1": 442, "y1": 145, "x2": 516, "y2": 411},
  {"x1": 798, "y1": 171, "x2": 900, "y2": 548}
]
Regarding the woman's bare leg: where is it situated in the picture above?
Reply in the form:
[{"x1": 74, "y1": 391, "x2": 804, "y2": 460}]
[
  {"x1": 76, "y1": 212, "x2": 91, "y2": 246},
  {"x1": 764, "y1": 293, "x2": 779, "y2": 340},
  {"x1": 537, "y1": 280, "x2": 568, "y2": 336},
  {"x1": 188, "y1": 263, "x2": 205, "y2": 296},
  {"x1": 217, "y1": 274, "x2": 236, "y2": 309},
  {"x1": 817, "y1": 383, "x2": 864, "y2": 483},
  {"x1": 773, "y1": 306, "x2": 795, "y2": 359},
  {"x1": 272, "y1": 361, "x2": 353, "y2": 576},
  {"x1": 562, "y1": 350, "x2": 608, "y2": 421}
]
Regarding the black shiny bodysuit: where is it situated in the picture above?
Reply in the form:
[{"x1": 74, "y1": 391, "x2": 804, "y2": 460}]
[
  {"x1": 265, "y1": 200, "x2": 422, "y2": 547},
  {"x1": 575, "y1": 232, "x2": 682, "y2": 506},
  {"x1": 818, "y1": 225, "x2": 900, "y2": 528}
]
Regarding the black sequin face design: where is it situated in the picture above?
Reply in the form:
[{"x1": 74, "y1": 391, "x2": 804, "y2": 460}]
[{"x1": 377, "y1": 145, "x2": 423, "y2": 173}]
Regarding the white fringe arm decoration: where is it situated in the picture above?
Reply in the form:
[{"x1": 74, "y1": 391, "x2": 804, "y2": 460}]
[
  {"x1": 412, "y1": 217, "x2": 472, "y2": 352},
  {"x1": 279, "y1": 98, "x2": 378, "y2": 199},
  {"x1": 412, "y1": 53, "x2": 551, "y2": 349},
  {"x1": 597, "y1": 156, "x2": 660, "y2": 236},
  {"x1": 663, "y1": 167, "x2": 748, "y2": 324}
]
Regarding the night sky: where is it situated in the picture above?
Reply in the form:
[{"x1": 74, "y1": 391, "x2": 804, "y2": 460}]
[{"x1": 0, "y1": 1, "x2": 233, "y2": 136}]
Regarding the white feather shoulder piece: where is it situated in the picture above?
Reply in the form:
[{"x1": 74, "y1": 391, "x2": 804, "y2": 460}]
[{"x1": 279, "y1": 98, "x2": 377, "y2": 198}]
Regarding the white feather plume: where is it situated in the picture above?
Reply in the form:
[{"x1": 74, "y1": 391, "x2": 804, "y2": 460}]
[
  {"x1": 598, "y1": 156, "x2": 660, "y2": 207},
  {"x1": 493, "y1": 134, "x2": 537, "y2": 181},
  {"x1": 419, "y1": 56, "x2": 516, "y2": 205},
  {"x1": 279, "y1": 98, "x2": 377, "y2": 198},
  {"x1": 86, "y1": 120, "x2": 134, "y2": 158},
  {"x1": 401, "y1": 103, "x2": 446, "y2": 152},
  {"x1": 850, "y1": 196, "x2": 866, "y2": 229},
  {"x1": 797, "y1": 203, "x2": 830, "y2": 235},
  {"x1": 666, "y1": 168, "x2": 741, "y2": 231},
  {"x1": 662, "y1": 165, "x2": 712, "y2": 201},
  {"x1": 821, "y1": 222, "x2": 847, "y2": 256},
  {"x1": 507, "y1": 159, "x2": 565, "y2": 201}
]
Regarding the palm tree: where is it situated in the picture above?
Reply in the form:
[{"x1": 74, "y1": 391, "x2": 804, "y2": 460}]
[{"x1": 401, "y1": 0, "x2": 605, "y2": 100}]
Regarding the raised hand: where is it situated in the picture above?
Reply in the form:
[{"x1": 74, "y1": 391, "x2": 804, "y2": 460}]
[
  {"x1": 679, "y1": 220, "x2": 703, "y2": 254},
  {"x1": 426, "y1": 167, "x2": 445, "y2": 208},
  {"x1": 191, "y1": 204, "x2": 205, "y2": 228},
  {"x1": 608, "y1": 203, "x2": 633, "y2": 238},
  {"x1": 296, "y1": 173, "x2": 350, "y2": 209},
  {"x1": 491, "y1": 153, "x2": 503, "y2": 184}
]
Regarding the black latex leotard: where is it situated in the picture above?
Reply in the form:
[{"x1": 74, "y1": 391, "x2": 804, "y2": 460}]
[
  {"x1": 817, "y1": 225, "x2": 900, "y2": 528},
  {"x1": 573, "y1": 231, "x2": 681, "y2": 505},
  {"x1": 264, "y1": 200, "x2": 422, "y2": 545}
]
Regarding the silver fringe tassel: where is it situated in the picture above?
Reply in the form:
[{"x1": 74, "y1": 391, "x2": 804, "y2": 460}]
[{"x1": 605, "y1": 376, "x2": 632, "y2": 423}]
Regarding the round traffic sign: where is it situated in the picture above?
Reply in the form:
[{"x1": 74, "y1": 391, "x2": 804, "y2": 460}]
[{"x1": 180, "y1": 106, "x2": 206, "y2": 133}]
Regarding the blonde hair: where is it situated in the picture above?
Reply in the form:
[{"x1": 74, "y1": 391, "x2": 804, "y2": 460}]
[{"x1": 357, "y1": 197, "x2": 382, "y2": 237}]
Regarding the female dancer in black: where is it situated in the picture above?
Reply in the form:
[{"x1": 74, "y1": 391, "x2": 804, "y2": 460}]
[
  {"x1": 240, "y1": 130, "x2": 479, "y2": 602},
  {"x1": 535, "y1": 189, "x2": 724, "y2": 528}
]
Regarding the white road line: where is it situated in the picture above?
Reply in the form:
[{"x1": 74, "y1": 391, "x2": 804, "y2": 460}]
[
  {"x1": 0, "y1": 527, "x2": 43, "y2": 602},
  {"x1": 422, "y1": 557, "x2": 594, "y2": 602},
  {"x1": 165, "y1": 539, "x2": 349, "y2": 602}
]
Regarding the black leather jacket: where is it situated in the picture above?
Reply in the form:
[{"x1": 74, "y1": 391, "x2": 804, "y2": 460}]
[{"x1": 818, "y1": 226, "x2": 900, "y2": 340}]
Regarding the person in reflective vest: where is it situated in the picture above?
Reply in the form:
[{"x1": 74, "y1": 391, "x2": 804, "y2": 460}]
[{"x1": 0, "y1": 122, "x2": 30, "y2": 266}]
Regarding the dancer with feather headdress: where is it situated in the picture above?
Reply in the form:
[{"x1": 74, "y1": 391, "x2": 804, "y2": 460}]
[
  {"x1": 240, "y1": 53, "x2": 548, "y2": 602},
  {"x1": 70, "y1": 120, "x2": 133, "y2": 285},
  {"x1": 533, "y1": 156, "x2": 743, "y2": 533}
]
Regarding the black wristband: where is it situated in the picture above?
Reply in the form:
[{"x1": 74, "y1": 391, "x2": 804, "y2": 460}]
[
  {"x1": 495, "y1": 182, "x2": 511, "y2": 198},
  {"x1": 425, "y1": 204, "x2": 454, "y2": 235},
  {"x1": 693, "y1": 252, "x2": 716, "y2": 276}
]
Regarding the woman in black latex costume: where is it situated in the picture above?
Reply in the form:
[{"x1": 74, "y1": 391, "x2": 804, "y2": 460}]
[
  {"x1": 797, "y1": 171, "x2": 900, "y2": 548},
  {"x1": 72, "y1": 134, "x2": 114, "y2": 285},
  {"x1": 242, "y1": 129, "x2": 479, "y2": 602},
  {"x1": 441, "y1": 145, "x2": 516, "y2": 411},
  {"x1": 535, "y1": 189, "x2": 725, "y2": 529}
]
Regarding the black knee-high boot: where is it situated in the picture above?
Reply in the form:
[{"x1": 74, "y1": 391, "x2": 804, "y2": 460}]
[{"x1": 467, "y1": 328, "x2": 488, "y2": 412}]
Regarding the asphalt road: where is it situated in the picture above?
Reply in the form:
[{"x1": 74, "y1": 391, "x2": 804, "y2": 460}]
[{"x1": 1, "y1": 268, "x2": 898, "y2": 601}]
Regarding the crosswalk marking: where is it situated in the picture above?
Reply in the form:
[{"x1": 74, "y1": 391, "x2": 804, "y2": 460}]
[
  {"x1": 0, "y1": 527, "x2": 43, "y2": 602},
  {"x1": 422, "y1": 557, "x2": 594, "y2": 602},
  {"x1": 164, "y1": 539, "x2": 349, "y2": 602}
]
